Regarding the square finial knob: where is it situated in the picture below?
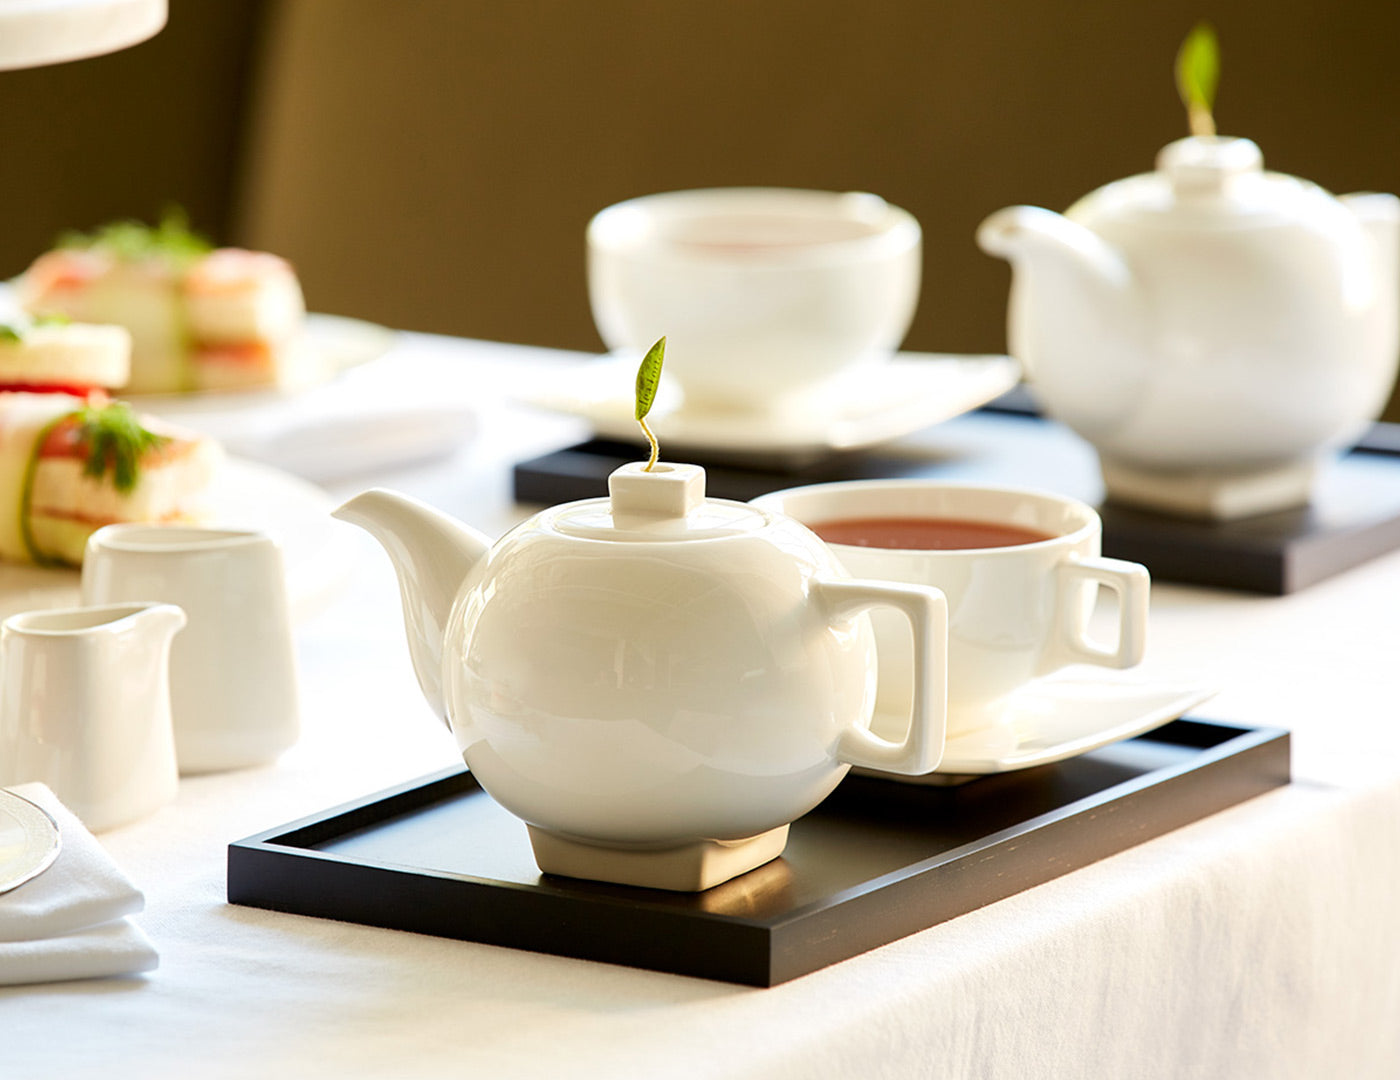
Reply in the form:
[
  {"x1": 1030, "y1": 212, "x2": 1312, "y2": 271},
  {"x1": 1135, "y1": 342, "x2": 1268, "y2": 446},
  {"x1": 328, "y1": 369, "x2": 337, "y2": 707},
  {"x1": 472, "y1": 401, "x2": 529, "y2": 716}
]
[{"x1": 608, "y1": 462, "x2": 706, "y2": 519}]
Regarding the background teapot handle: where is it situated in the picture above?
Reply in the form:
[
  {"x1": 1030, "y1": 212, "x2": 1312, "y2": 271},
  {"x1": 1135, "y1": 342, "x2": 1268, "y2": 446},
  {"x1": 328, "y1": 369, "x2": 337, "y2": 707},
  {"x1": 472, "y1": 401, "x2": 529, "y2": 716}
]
[{"x1": 813, "y1": 577, "x2": 948, "y2": 776}]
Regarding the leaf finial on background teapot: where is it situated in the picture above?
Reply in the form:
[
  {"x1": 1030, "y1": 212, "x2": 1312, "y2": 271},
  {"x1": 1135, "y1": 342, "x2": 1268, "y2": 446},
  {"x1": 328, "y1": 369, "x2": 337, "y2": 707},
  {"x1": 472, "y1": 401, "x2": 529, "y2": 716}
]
[
  {"x1": 1175, "y1": 21, "x2": 1219, "y2": 138},
  {"x1": 977, "y1": 23, "x2": 1399, "y2": 520}
]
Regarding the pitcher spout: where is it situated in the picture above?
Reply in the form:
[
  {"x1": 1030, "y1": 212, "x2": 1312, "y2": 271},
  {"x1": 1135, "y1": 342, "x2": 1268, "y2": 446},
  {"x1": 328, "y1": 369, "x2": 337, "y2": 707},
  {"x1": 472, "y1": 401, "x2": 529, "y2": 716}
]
[{"x1": 333, "y1": 489, "x2": 491, "y2": 723}]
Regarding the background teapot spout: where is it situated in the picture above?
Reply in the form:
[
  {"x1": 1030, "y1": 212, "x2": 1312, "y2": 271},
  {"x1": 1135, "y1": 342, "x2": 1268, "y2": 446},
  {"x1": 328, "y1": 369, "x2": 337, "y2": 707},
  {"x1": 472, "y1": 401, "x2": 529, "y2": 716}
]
[
  {"x1": 334, "y1": 489, "x2": 491, "y2": 724},
  {"x1": 976, "y1": 206, "x2": 1138, "y2": 349},
  {"x1": 976, "y1": 205, "x2": 1145, "y2": 435}
]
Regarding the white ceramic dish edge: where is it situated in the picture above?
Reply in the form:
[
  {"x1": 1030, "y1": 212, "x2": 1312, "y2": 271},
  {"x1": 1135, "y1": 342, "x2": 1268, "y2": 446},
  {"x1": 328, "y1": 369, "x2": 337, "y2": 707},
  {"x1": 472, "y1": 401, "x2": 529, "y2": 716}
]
[
  {"x1": 0, "y1": 788, "x2": 61, "y2": 895},
  {"x1": 858, "y1": 676, "x2": 1217, "y2": 781}
]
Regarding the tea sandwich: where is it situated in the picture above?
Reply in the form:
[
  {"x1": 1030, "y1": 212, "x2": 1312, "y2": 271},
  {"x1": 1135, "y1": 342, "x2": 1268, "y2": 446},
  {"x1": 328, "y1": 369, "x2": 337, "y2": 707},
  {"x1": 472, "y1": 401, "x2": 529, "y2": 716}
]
[
  {"x1": 17, "y1": 213, "x2": 309, "y2": 394},
  {"x1": 0, "y1": 316, "x2": 220, "y2": 566},
  {"x1": 0, "y1": 316, "x2": 131, "y2": 394}
]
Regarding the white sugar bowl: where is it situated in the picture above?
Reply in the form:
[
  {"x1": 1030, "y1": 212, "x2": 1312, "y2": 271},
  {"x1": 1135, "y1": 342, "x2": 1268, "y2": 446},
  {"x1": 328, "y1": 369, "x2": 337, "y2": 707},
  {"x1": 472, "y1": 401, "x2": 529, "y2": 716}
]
[{"x1": 335, "y1": 462, "x2": 948, "y2": 891}]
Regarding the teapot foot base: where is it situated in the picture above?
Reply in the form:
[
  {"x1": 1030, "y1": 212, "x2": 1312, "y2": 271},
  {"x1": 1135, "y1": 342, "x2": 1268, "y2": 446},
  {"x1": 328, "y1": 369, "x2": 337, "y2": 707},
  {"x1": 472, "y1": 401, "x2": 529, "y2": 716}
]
[
  {"x1": 1099, "y1": 457, "x2": 1318, "y2": 521},
  {"x1": 527, "y1": 824, "x2": 790, "y2": 892}
]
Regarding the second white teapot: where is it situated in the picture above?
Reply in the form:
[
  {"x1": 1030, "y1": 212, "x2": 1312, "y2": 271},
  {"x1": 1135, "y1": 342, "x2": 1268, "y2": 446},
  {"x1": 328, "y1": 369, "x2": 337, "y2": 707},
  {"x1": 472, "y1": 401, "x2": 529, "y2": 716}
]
[{"x1": 979, "y1": 135, "x2": 1398, "y2": 519}]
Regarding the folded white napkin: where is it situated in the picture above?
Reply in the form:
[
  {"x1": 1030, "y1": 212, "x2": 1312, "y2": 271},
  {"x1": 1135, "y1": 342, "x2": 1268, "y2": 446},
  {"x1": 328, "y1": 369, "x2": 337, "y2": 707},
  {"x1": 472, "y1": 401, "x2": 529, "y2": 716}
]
[
  {"x1": 144, "y1": 360, "x2": 477, "y2": 482},
  {"x1": 0, "y1": 784, "x2": 157, "y2": 986},
  {"x1": 234, "y1": 397, "x2": 478, "y2": 481}
]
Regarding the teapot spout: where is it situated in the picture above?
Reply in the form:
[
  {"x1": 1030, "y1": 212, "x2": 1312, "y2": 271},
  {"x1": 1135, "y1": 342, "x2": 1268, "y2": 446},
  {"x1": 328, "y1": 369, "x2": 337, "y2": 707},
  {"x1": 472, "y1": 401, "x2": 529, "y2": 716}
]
[
  {"x1": 977, "y1": 206, "x2": 1138, "y2": 352},
  {"x1": 977, "y1": 206, "x2": 1143, "y2": 432},
  {"x1": 333, "y1": 489, "x2": 491, "y2": 723}
]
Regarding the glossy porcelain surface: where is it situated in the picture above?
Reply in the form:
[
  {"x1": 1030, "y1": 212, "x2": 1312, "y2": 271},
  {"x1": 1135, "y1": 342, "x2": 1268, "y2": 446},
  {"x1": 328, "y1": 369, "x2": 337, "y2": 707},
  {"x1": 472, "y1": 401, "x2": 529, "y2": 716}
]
[
  {"x1": 81, "y1": 526, "x2": 300, "y2": 774},
  {"x1": 0, "y1": 602, "x2": 183, "y2": 831},
  {"x1": 335, "y1": 462, "x2": 949, "y2": 866},
  {"x1": 588, "y1": 188, "x2": 921, "y2": 413},
  {"x1": 753, "y1": 480, "x2": 1150, "y2": 739},
  {"x1": 978, "y1": 136, "x2": 1399, "y2": 518}
]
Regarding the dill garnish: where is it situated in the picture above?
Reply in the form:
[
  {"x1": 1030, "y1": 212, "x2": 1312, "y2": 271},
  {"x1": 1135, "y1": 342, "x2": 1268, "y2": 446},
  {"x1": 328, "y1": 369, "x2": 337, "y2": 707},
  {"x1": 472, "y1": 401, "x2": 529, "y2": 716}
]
[
  {"x1": 75, "y1": 400, "x2": 170, "y2": 493},
  {"x1": 58, "y1": 206, "x2": 212, "y2": 266}
]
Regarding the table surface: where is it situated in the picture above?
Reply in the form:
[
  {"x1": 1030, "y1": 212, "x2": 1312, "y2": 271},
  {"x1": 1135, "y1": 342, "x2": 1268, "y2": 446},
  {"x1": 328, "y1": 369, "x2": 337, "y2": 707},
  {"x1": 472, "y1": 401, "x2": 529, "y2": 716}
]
[{"x1": 4, "y1": 332, "x2": 1400, "y2": 1080}]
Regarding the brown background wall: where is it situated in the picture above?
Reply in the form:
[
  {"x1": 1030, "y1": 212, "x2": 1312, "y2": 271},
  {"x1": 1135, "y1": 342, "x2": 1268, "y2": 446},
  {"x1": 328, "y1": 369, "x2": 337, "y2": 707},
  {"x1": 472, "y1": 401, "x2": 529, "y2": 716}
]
[{"x1": 2, "y1": 0, "x2": 1398, "y2": 409}]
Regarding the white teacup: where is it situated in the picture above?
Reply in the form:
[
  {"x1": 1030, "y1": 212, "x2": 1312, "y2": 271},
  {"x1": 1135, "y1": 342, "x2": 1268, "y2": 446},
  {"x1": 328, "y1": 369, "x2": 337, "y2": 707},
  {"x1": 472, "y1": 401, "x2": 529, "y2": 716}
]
[
  {"x1": 587, "y1": 187, "x2": 921, "y2": 414},
  {"x1": 752, "y1": 481, "x2": 1150, "y2": 739},
  {"x1": 81, "y1": 525, "x2": 300, "y2": 774}
]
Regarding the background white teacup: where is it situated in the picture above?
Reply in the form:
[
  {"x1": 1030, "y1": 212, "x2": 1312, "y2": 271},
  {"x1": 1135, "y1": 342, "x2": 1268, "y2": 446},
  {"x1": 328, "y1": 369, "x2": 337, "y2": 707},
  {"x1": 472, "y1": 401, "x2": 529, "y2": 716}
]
[
  {"x1": 587, "y1": 187, "x2": 921, "y2": 414},
  {"x1": 752, "y1": 481, "x2": 1150, "y2": 739}
]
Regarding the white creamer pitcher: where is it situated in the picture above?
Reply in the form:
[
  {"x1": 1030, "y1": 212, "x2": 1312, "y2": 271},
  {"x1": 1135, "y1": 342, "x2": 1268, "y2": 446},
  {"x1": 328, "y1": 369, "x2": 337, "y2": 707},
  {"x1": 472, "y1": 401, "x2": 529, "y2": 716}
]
[{"x1": 0, "y1": 602, "x2": 185, "y2": 832}]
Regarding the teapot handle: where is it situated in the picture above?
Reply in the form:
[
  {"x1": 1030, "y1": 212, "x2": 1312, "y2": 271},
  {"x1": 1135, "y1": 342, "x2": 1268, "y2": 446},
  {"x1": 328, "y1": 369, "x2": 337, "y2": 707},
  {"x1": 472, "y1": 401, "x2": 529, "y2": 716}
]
[{"x1": 813, "y1": 577, "x2": 948, "y2": 776}]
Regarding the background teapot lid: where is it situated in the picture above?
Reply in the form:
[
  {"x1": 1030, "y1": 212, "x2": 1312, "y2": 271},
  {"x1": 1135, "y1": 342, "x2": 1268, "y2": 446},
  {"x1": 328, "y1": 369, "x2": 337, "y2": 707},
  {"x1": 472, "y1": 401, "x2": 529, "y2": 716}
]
[
  {"x1": 548, "y1": 462, "x2": 769, "y2": 542},
  {"x1": 1156, "y1": 135, "x2": 1262, "y2": 193}
]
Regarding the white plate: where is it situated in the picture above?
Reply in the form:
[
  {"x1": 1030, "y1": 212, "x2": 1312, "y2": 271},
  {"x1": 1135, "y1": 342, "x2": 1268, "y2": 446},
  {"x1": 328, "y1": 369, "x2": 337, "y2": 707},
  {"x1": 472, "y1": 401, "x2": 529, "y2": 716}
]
[
  {"x1": 125, "y1": 313, "x2": 398, "y2": 414},
  {"x1": 0, "y1": 457, "x2": 354, "y2": 625},
  {"x1": 859, "y1": 674, "x2": 1217, "y2": 781},
  {"x1": 517, "y1": 352, "x2": 1020, "y2": 466},
  {"x1": 0, "y1": 788, "x2": 60, "y2": 896}
]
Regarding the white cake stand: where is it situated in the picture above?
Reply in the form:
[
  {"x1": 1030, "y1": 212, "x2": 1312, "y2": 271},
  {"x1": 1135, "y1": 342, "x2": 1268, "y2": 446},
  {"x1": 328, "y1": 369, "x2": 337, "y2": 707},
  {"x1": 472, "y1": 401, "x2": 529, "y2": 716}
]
[{"x1": 0, "y1": 0, "x2": 165, "y2": 71}]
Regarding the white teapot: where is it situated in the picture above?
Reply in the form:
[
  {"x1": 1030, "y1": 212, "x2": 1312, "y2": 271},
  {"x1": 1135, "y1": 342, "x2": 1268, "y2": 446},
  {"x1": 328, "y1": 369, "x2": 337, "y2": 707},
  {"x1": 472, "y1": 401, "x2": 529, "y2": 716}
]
[
  {"x1": 978, "y1": 136, "x2": 1398, "y2": 519},
  {"x1": 335, "y1": 462, "x2": 947, "y2": 891}
]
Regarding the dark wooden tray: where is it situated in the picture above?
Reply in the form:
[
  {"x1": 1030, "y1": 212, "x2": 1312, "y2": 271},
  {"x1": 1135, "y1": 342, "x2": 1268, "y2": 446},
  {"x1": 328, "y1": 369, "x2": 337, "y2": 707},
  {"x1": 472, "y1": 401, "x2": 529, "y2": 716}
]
[
  {"x1": 512, "y1": 427, "x2": 1400, "y2": 594},
  {"x1": 227, "y1": 718, "x2": 1288, "y2": 986}
]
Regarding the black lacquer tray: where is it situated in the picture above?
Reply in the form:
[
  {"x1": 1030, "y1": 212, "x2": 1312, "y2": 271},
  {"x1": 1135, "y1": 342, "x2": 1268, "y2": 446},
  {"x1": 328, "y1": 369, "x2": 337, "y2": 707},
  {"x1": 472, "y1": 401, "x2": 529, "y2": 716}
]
[{"x1": 228, "y1": 718, "x2": 1288, "y2": 987}]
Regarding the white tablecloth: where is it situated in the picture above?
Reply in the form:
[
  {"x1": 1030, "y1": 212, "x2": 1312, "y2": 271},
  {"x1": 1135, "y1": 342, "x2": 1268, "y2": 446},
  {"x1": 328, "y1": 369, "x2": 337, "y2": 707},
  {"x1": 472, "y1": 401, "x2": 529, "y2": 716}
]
[{"x1": 3, "y1": 333, "x2": 1399, "y2": 1079}]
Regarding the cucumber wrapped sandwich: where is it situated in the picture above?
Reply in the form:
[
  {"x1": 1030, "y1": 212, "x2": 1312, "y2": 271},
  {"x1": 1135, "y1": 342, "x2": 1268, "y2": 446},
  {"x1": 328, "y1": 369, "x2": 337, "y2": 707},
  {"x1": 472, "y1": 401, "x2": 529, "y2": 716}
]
[
  {"x1": 0, "y1": 393, "x2": 219, "y2": 566},
  {"x1": 0, "y1": 316, "x2": 218, "y2": 566}
]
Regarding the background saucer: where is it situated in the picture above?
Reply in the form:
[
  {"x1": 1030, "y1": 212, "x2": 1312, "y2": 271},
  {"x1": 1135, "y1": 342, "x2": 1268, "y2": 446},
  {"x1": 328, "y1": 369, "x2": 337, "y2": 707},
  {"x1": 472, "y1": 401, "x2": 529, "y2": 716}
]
[{"x1": 517, "y1": 351, "x2": 1019, "y2": 467}]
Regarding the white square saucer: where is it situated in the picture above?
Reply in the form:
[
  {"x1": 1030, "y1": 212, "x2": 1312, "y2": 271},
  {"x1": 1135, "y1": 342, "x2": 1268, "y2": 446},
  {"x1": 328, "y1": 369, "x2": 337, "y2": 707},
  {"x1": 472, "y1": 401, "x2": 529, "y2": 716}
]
[
  {"x1": 858, "y1": 673, "x2": 1217, "y2": 783},
  {"x1": 515, "y1": 352, "x2": 1019, "y2": 467}
]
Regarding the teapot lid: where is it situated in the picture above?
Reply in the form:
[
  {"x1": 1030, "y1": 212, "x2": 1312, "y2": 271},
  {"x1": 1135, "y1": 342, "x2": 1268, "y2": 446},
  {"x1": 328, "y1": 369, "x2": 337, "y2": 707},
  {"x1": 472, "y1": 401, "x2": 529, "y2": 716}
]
[
  {"x1": 1070, "y1": 134, "x2": 1341, "y2": 229},
  {"x1": 1156, "y1": 135, "x2": 1263, "y2": 194},
  {"x1": 547, "y1": 462, "x2": 768, "y2": 541}
]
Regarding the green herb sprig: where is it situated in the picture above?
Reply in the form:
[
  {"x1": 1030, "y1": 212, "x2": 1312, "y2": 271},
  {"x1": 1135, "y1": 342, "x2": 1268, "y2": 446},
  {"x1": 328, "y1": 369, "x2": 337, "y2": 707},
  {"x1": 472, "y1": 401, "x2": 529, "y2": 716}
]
[
  {"x1": 58, "y1": 205, "x2": 213, "y2": 266},
  {"x1": 75, "y1": 400, "x2": 170, "y2": 493},
  {"x1": 634, "y1": 336, "x2": 666, "y2": 471},
  {"x1": 1176, "y1": 22, "x2": 1220, "y2": 137}
]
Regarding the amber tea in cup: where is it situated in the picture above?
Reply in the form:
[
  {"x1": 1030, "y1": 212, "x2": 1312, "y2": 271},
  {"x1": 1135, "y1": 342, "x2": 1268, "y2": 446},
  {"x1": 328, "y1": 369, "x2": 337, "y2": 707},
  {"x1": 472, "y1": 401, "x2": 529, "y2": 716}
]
[{"x1": 811, "y1": 516, "x2": 1056, "y2": 551}]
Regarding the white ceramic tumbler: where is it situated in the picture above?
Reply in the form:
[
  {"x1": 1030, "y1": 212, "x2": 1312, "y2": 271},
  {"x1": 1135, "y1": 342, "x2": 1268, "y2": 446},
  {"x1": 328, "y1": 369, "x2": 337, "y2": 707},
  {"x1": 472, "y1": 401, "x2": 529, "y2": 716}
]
[
  {"x1": 0, "y1": 602, "x2": 184, "y2": 832},
  {"x1": 81, "y1": 526, "x2": 299, "y2": 774}
]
